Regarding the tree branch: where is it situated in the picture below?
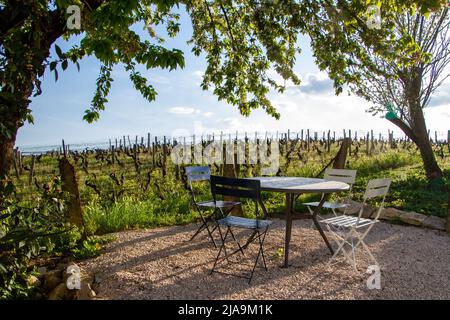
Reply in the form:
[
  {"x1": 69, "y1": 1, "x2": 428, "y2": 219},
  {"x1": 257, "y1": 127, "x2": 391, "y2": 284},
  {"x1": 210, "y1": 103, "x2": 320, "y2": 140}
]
[
  {"x1": 0, "y1": 1, "x2": 32, "y2": 42},
  {"x1": 387, "y1": 118, "x2": 416, "y2": 141}
]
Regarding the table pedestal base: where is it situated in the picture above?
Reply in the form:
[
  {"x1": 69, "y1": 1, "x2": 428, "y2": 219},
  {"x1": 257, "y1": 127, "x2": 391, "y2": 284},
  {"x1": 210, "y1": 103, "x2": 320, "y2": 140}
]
[{"x1": 274, "y1": 194, "x2": 334, "y2": 268}]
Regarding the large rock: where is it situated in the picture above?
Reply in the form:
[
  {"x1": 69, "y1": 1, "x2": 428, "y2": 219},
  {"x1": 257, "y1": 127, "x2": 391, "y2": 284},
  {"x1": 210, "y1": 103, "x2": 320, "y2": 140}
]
[
  {"x1": 379, "y1": 208, "x2": 404, "y2": 221},
  {"x1": 43, "y1": 269, "x2": 63, "y2": 291},
  {"x1": 38, "y1": 266, "x2": 47, "y2": 278},
  {"x1": 337, "y1": 200, "x2": 362, "y2": 215},
  {"x1": 76, "y1": 280, "x2": 97, "y2": 300},
  {"x1": 421, "y1": 216, "x2": 446, "y2": 231},
  {"x1": 400, "y1": 211, "x2": 427, "y2": 226},
  {"x1": 27, "y1": 275, "x2": 41, "y2": 287},
  {"x1": 47, "y1": 283, "x2": 76, "y2": 300},
  {"x1": 62, "y1": 262, "x2": 81, "y2": 283},
  {"x1": 361, "y1": 204, "x2": 377, "y2": 219},
  {"x1": 91, "y1": 273, "x2": 103, "y2": 293},
  {"x1": 337, "y1": 200, "x2": 377, "y2": 218}
]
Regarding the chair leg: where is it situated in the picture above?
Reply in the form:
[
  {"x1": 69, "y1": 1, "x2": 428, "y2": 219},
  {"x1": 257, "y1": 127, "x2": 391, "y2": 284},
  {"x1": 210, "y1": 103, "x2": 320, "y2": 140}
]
[
  {"x1": 353, "y1": 231, "x2": 379, "y2": 267},
  {"x1": 350, "y1": 237, "x2": 357, "y2": 271},
  {"x1": 326, "y1": 225, "x2": 354, "y2": 268},
  {"x1": 210, "y1": 226, "x2": 230, "y2": 275},
  {"x1": 241, "y1": 230, "x2": 258, "y2": 250},
  {"x1": 248, "y1": 229, "x2": 268, "y2": 284},
  {"x1": 360, "y1": 240, "x2": 378, "y2": 266},
  {"x1": 229, "y1": 228, "x2": 245, "y2": 256},
  {"x1": 258, "y1": 227, "x2": 269, "y2": 271},
  {"x1": 352, "y1": 225, "x2": 379, "y2": 266},
  {"x1": 191, "y1": 221, "x2": 217, "y2": 248},
  {"x1": 308, "y1": 206, "x2": 317, "y2": 228},
  {"x1": 328, "y1": 230, "x2": 353, "y2": 268},
  {"x1": 190, "y1": 207, "x2": 219, "y2": 247},
  {"x1": 331, "y1": 208, "x2": 338, "y2": 217},
  {"x1": 189, "y1": 221, "x2": 207, "y2": 241}
]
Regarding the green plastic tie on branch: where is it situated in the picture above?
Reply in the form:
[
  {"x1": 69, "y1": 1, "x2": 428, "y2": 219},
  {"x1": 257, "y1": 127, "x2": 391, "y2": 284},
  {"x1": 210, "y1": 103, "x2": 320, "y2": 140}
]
[{"x1": 385, "y1": 103, "x2": 399, "y2": 120}]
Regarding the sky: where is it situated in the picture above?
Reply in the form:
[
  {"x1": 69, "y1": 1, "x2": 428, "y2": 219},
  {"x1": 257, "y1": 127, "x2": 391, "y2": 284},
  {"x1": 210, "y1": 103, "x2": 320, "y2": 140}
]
[{"x1": 16, "y1": 7, "x2": 450, "y2": 148}]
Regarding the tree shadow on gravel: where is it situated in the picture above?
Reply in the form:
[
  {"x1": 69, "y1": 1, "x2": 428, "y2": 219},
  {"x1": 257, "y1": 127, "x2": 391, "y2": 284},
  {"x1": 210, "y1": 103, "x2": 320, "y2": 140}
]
[
  {"x1": 105, "y1": 223, "x2": 205, "y2": 252},
  {"x1": 92, "y1": 221, "x2": 370, "y2": 299}
]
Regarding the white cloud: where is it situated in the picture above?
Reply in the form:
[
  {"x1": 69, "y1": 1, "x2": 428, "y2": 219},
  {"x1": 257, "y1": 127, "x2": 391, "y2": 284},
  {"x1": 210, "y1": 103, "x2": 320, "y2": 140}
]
[
  {"x1": 214, "y1": 117, "x2": 268, "y2": 133},
  {"x1": 192, "y1": 70, "x2": 204, "y2": 78},
  {"x1": 428, "y1": 81, "x2": 450, "y2": 107},
  {"x1": 149, "y1": 74, "x2": 170, "y2": 85},
  {"x1": 168, "y1": 106, "x2": 200, "y2": 115},
  {"x1": 192, "y1": 70, "x2": 204, "y2": 86},
  {"x1": 168, "y1": 107, "x2": 215, "y2": 119},
  {"x1": 285, "y1": 71, "x2": 334, "y2": 94},
  {"x1": 423, "y1": 104, "x2": 450, "y2": 133}
]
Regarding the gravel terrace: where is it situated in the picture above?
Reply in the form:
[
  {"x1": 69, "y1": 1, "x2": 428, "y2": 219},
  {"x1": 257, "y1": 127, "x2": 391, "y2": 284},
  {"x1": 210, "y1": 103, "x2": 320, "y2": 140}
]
[{"x1": 79, "y1": 219, "x2": 450, "y2": 300}]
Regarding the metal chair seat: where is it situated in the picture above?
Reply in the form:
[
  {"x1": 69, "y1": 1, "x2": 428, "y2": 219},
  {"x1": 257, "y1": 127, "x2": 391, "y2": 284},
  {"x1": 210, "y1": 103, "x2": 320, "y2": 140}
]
[
  {"x1": 198, "y1": 200, "x2": 241, "y2": 208},
  {"x1": 303, "y1": 201, "x2": 348, "y2": 209},
  {"x1": 302, "y1": 169, "x2": 357, "y2": 218},
  {"x1": 322, "y1": 214, "x2": 378, "y2": 229},
  {"x1": 218, "y1": 216, "x2": 272, "y2": 230}
]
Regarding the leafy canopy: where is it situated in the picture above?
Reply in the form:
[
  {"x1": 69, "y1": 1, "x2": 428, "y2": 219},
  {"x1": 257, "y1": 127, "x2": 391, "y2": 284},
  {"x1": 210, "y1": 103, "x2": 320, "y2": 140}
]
[{"x1": 0, "y1": 0, "x2": 448, "y2": 133}]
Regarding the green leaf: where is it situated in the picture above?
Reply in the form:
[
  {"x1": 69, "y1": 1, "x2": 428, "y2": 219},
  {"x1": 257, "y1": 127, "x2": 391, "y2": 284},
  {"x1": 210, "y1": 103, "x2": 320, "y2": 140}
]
[
  {"x1": 50, "y1": 61, "x2": 57, "y2": 71},
  {"x1": 83, "y1": 110, "x2": 100, "y2": 123},
  {"x1": 61, "y1": 60, "x2": 68, "y2": 71},
  {"x1": 55, "y1": 45, "x2": 64, "y2": 59}
]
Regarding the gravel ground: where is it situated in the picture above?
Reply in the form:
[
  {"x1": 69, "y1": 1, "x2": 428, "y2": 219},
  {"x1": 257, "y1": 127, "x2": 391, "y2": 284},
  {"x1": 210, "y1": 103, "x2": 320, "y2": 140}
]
[{"x1": 80, "y1": 219, "x2": 450, "y2": 300}]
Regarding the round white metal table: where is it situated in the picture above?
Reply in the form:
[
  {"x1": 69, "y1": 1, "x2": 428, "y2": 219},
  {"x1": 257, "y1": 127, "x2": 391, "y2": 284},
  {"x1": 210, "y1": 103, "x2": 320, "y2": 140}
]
[{"x1": 250, "y1": 177, "x2": 350, "y2": 267}]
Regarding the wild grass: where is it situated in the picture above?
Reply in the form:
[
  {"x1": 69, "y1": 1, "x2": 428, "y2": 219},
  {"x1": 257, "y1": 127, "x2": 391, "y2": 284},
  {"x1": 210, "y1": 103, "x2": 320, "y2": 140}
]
[
  {"x1": 13, "y1": 141, "x2": 450, "y2": 235},
  {"x1": 83, "y1": 185, "x2": 195, "y2": 235}
]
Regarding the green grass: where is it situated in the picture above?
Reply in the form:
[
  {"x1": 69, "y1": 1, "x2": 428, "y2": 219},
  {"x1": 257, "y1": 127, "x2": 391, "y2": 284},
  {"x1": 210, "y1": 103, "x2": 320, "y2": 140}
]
[
  {"x1": 348, "y1": 151, "x2": 449, "y2": 217},
  {"x1": 291, "y1": 149, "x2": 449, "y2": 216},
  {"x1": 83, "y1": 193, "x2": 196, "y2": 235},
  {"x1": 12, "y1": 141, "x2": 450, "y2": 235}
]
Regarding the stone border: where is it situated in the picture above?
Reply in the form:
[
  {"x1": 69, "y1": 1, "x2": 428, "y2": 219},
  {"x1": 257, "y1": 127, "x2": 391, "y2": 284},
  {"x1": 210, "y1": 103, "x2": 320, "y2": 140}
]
[
  {"x1": 337, "y1": 200, "x2": 447, "y2": 231},
  {"x1": 31, "y1": 262, "x2": 97, "y2": 300}
]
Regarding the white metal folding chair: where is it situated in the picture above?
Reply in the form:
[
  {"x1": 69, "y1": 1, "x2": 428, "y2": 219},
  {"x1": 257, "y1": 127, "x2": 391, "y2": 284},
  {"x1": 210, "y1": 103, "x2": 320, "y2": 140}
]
[
  {"x1": 321, "y1": 178, "x2": 391, "y2": 271},
  {"x1": 303, "y1": 168, "x2": 357, "y2": 218}
]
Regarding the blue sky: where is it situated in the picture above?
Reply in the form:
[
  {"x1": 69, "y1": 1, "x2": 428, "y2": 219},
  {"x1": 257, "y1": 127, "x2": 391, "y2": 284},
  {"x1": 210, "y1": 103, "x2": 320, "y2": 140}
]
[{"x1": 16, "y1": 8, "x2": 450, "y2": 148}]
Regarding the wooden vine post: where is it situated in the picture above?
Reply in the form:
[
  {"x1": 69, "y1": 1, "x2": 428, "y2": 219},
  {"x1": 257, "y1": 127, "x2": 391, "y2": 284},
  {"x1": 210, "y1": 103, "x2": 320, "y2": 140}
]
[
  {"x1": 222, "y1": 139, "x2": 243, "y2": 216},
  {"x1": 333, "y1": 138, "x2": 351, "y2": 169},
  {"x1": 162, "y1": 136, "x2": 167, "y2": 177},
  {"x1": 28, "y1": 155, "x2": 35, "y2": 185},
  {"x1": 58, "y1": 157, "x2": 84, "y2": 231},
  {"x1": 12, "y1": 148, "x2": 20, "y2": 179}
]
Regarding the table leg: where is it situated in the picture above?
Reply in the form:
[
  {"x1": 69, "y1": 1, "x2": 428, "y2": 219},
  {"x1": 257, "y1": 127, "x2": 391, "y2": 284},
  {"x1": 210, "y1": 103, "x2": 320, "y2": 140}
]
[
  {"x1": 283, "y1": 193, "x2": 294, "y2": 268},
  {"x1": 311, "y1": 196, "x2": 334, "y2": 254}
]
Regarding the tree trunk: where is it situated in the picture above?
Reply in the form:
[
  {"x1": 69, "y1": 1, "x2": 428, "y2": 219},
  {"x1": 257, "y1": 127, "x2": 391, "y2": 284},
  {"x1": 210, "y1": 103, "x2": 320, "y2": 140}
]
[
  {"x1": 394, "y1": 119, "x2": 443, "y2": 182},
  {"x1": 415, "y1": 134, "x2": 443, "y2": 181},
  {"x1": 407, "y1": 106, "x2": 443, "y2": 182},
  {"x1": 401, "y1": 67, "x2": 443, "y2": 182},
  {"x1": 0, "y1": 130, "x2": 17, "y2": 178},
  {"x1": 0, "y1": 6, "x2": 68, "y2": 178}
]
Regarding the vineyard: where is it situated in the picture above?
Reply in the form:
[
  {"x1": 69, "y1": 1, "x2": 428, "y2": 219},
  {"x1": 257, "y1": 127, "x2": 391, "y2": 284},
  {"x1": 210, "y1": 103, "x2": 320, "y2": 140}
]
[{"x1": 10, "y1": 130, "x2": 450, "y2": 236}]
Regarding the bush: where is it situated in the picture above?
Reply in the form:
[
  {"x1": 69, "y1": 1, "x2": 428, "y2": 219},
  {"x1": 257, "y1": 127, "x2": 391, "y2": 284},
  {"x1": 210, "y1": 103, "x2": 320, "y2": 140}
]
[
  {"x1": 0, "y1": 177, "x2": 101, "y2": 299},
  {"x1": 0, "y1": 178, "x2": 72, "y2": 299}
]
